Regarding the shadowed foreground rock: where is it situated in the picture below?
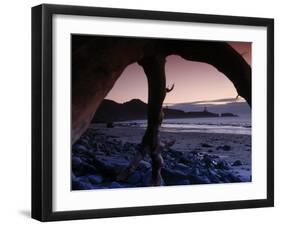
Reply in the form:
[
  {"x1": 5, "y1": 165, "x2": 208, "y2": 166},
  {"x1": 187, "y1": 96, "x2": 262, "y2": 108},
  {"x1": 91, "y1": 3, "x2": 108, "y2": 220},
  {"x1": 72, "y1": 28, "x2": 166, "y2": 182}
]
[{"x1": 71, "y1": 128, "x2": 249, "y2": 190}]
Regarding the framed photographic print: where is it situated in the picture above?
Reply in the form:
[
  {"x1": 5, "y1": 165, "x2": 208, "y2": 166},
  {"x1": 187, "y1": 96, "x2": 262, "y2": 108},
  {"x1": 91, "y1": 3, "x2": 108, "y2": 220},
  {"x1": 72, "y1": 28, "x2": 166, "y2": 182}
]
[{"x1": 32, "y1": 4, "x2": 274, "y2": 221}]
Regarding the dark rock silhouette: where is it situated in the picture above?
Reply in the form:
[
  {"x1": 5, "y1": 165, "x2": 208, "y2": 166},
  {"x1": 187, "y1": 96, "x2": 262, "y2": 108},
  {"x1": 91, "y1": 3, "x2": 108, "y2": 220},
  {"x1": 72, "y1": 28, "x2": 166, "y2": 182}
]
[
  {"x1": 92, "y1": 99, "x2": 219, "y2": 123},
  {"x1": 72, "y1": 35, "x2": 251, "y2": 186},
  {"x1": 216, "y1": 145, "x2": 232, "y2": 151},
  {"x1": 232, "y1": 160, "x2": 243, "y2": 166},
  {"x1": 221, "y1": 112, "x2": 238, "y2": 117}
]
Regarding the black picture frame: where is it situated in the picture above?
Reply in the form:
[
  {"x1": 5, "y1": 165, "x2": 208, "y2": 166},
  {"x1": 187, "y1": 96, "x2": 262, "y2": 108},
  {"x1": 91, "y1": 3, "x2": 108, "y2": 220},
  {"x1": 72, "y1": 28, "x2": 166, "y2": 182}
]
[{"x1": 32, "y1": 3, "x2": 274, "y2": 222}]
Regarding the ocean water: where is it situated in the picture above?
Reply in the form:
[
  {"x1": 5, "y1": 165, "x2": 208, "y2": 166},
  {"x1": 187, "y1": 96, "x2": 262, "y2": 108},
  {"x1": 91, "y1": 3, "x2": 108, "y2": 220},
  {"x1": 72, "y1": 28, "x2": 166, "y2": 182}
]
[{"x1": 119, "y1": 115, "x2": 251, "y2": 135}]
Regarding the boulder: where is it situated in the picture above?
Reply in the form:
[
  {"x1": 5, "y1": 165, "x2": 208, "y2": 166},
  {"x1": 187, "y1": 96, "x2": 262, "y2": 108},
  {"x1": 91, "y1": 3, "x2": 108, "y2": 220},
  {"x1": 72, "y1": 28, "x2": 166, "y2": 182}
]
[
  {"x1": 72, "y1": 176, "x2": 93, "y2": 190},
  {"x1": 161, "y1": 168, "x2": 188, "y2": 185},
  {"x1": 109, "y1": 182, "x2": 124, "y2": 189},
  {"x1": 232, "y1": 160, "x2": 242, "y2": 166},
  {"x1": 106, "y1": 122, "x2": 114, "y2": 128},
  {"x1": 142, "y1": 169, "x2": 152, "y2": 186},
  {"x1": 174, "y1": 163, "x2": 191, "y2": 174},
  {"x1": 176, "y1": 179, "x2": 191, "y2": 185},
  {"x1": 127, "y1": 171, "x2": 142, "y2": 184},
  {"x1": 72, "y1": 156, "x2": 82, "y2": 169},
  {"x1": 207, "y1": 169, "x2": 221, "y2": 183},
  {"x1": 92, "y1": 155, "x2": 129, "y2": 176},
  {"x1": 138, "y1": 160, "x2": 151, "y2": 171},
  {"x1": 216, "y1": 145, "x2": 231, "y2": 151},
  {"x1": 88, "y1": 174, "x2": 103, "y2": 184},
  {"x1": 227, "y1": 173, "x2": 242, "y2": 182},
  {"x1": 216, "y1": 160, "x2": 231, "y2": 170},
  {"x1": 201, "y1": 143, "x2": 213, "y2": 148},
  {"x1": 188, "y1": 175, "x2": 211, "y2": 184},
  {"x1": 72, "y1": 144, "x2": 88, "y2": 153},
  {"x1": 203, "y1": 155, "x2": 216, "y2": 168}
]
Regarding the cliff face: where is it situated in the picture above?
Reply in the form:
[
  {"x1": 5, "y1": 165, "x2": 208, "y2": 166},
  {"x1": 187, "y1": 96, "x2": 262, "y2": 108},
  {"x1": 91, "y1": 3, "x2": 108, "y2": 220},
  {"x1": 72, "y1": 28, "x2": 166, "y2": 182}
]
[{"x1": 91, "y1": 99, "x2": 219, "y2": 123}]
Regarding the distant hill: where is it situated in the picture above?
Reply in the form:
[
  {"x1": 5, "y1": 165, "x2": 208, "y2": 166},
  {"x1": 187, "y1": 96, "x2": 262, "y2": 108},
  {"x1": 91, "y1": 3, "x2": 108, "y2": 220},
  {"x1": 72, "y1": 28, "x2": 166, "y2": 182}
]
[
  {"x1": 92, "y1": 99, "x2": 219, "y2": 123},
  {"x1": 171, "y1": 100, "x2": 251, "y2": 116}
]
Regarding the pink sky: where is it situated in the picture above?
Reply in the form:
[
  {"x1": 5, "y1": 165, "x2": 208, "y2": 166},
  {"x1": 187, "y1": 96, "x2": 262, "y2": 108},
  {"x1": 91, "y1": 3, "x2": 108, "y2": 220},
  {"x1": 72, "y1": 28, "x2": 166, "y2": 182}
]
[{"x1": 106, "y1": 41, "x2": 251, "y2": 104}]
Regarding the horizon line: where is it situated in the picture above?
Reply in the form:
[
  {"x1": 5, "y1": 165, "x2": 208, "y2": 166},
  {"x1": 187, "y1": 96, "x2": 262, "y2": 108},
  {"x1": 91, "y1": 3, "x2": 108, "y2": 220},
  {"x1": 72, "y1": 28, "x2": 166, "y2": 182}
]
[{"x1": 104, "y1": 97, "x2": 247, "y2": 105}]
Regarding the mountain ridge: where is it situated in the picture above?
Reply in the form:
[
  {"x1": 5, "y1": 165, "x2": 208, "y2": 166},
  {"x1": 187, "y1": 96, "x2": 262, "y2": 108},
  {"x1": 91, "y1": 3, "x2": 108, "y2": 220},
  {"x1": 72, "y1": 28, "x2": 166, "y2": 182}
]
[{"x1": 91, "y1": 99, "x2": 238, "y2": 123}]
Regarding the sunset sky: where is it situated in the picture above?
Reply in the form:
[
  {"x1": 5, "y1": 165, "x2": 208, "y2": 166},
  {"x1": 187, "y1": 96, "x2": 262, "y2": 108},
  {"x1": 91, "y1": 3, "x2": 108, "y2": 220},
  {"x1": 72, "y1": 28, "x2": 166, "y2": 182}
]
[{"x1": 105, "y1": 41, "x2": 251, "y2": 104}]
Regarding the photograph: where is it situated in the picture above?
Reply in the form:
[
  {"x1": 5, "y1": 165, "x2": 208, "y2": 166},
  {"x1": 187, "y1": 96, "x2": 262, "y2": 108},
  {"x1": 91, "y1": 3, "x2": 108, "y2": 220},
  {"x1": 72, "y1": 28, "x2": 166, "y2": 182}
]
[
  {"x1": 31, "y1": 4, "x2": 273, "y2": 221},
  {"x1": 71, "y1": 35, "x2": 252, "y2": 190}
]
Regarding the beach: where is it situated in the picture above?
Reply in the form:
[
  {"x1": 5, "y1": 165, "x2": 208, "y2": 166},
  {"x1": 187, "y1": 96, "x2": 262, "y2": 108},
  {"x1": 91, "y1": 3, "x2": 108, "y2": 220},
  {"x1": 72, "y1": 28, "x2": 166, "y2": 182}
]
[
  {"x1": 72, "y1": 123, "x2": 251, "y2": 190},
  {"x1": 94, "y1": 124, "x2": 251, "y2": 177},
  {"x1": 102, "y1": 124, "x2": 249, "y2": 157}
]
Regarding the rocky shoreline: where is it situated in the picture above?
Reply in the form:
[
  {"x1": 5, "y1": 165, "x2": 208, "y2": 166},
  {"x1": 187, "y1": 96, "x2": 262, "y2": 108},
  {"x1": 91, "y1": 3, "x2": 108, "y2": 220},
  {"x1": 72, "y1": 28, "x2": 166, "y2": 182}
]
[{"x1": 72, "y1": 126, "x2": 251, "y2": 190}]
